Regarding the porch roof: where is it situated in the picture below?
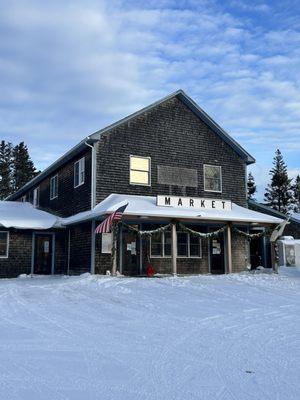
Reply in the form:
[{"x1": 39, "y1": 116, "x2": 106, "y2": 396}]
[
  {"x1": 0, "y1": 201, "x2": 61, "y2": 229},
  {"x1": 63, "y1": 194, "x2": 283, "y2": 226}
]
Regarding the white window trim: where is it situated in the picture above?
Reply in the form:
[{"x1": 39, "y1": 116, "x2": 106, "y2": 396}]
[
  {"x1": 204, "y1": 164, "x2": 222, "y2": 193},
  {"x1": 0, "y1": 231, "x2": 9, "y2": 258},
  {"x1": 50, "y1": 175, "x2": 58, "y2": 200},
  {"x1": 129, "y1": 155, "x2": 151, "y2": 186},
  {"x1": 74, "y1": 157, "x2": 85, "y2": 188},
  {"x1": 150, "y1": 231, "x2": 202, "y2": 259},
  {"x1": 33, "y1": 187, "x2": 39, "y2": 208}
]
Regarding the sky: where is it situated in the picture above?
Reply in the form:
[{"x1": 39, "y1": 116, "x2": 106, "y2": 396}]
[{"x1": 0, "y1": 0, "x2": 300, "y2": 200}]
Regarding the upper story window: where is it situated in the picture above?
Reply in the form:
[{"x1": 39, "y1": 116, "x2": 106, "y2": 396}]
[
  {"x1": 130, "y1": 156, "x2": 151, "y2": 186},
  {"x1": 204, "y1": 165, "x2": 222, "y2": 193},
  {"x1": 74, "y1": 157, "x2": 85, "y2": 188},
  {"x1": 33, "y1": 187, "x2": 39, "y2": 207},
  {"x1": 50, "y1": 175, "x2": 58, "y2": 200},
  {"x1": 0, "y1": 232, "x2": 9, "y2": 258}
]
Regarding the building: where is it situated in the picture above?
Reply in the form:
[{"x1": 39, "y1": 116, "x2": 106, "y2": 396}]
[
  {"x1": 0, "y1": 90, "x2": 282, "y2": 278},
  {"x1": 248, "y1": 200, "x2": 300, "y2": 268}
]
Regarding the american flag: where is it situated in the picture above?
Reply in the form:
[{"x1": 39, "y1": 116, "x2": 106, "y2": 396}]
[{"x1": 95, "y1": 203, "x2": 128, "y2": 234}]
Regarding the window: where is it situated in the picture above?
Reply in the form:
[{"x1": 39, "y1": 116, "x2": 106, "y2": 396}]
[
  {"x1": 150, "y1": 229, "x2": 202, "y2": 258},
  {"x1": 204, "y1": 165, "x2": 222, "y2": 192},
  {"x1": 50, "y1": 175, "x2": 58, "y2": 200},
  {"x1": 74, "y1": 157, "x2": 85, "y2": 188},
  {"x1": 33, "y1": 187, "x2": 39, "y2": 207},
  {"x1": 130, "y1": 156, "x2": 150, "y2": 186},
  {"x1": 177, "y1": 232, "x2": 188, "y2": 257},
  {"x1": 0, "y1": 232, "x2": 9, "y2": 258}
]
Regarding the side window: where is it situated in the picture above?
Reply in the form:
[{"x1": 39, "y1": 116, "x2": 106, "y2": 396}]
[
  {"x1": 0, "y1": 232, "x2": 9, "y2": 258},
  {"x1": 50, "y1": 175, "x2": 58, "y2": 200},
  {"x1": 74, "y1": 157, "x2": 85, "y2": 188},
  {"x1": 204, "y1": 165, "x2": 222, "y2": 192},
  {"x1": 33, "y1": 187, "x2": 40, "y2": 207},
  {"x1": 130, "y1": 156, "x2": 151, "y2": 186}
]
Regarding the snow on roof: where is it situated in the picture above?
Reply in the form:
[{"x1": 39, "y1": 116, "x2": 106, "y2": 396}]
[
  {"x1": 292, "y1": 213, "x2": 300, "y2": 223},
  {"x1": 63, "y1": 194, "x2": 283, "y2": 225},
  {"x1": 0, "y1": 201, "x2": 61, "y2": 229}
]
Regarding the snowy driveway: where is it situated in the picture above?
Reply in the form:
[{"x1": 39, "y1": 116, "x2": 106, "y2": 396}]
[{"x1": 0, "y1": 269, "x2": 299, "y2": 400}]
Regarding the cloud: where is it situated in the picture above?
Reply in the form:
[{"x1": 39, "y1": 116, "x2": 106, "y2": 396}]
[{"x1": 0, "y1": 0, "x2": 299, "y2": 182}]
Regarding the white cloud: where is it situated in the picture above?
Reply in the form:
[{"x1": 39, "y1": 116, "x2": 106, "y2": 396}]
[{"x1": 0, "y1": 0, "x2": 299, "y2": 185}]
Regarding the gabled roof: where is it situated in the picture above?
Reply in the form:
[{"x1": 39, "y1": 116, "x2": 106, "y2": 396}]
[
  {"x1": 7, "y1": 90, "x2": 255, "y2": 201},
  {"x1": 248, "y1": 200, "x2": 300, "y2": 225},
  {"x1": 89, "y1": 89, "x2": 255, "y2": 164}
]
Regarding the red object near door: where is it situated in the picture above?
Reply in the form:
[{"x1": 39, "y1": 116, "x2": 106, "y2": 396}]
[{"x1": 146, "y1": 264, "x2": 155, "y2": 277}]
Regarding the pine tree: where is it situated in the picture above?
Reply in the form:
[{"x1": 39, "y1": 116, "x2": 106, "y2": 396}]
[
  {"x1": 293, "y1": 175, "x2": 300, "y2": 212},
  {"x1": 12, "y1": 142, "x2": 37, "y2": 191},
  {"x1": 264, "y1": 149, "x2": 296, "y2": 214},
  {"x1": 0, "y1": 141, "x2": 13, "y2": 199},
  {"x1": 247, "y1": 172, "x2": 256, "y2": 200}
]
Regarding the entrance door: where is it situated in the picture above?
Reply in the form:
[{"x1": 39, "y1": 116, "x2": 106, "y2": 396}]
[
  {"x1": 121, "y1": 228, "x2": 140, "y2": 276},
  {"x1": 210, "y1": 234, "x2": 225, "y2": 274},
  {"x1": 34, "y1": 234, "x2": 53, "y2": 274}
]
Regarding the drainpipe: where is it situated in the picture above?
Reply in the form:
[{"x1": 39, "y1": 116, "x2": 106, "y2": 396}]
[{"x1": 85, "y1": 139, "x2": 97, "y2": 275}]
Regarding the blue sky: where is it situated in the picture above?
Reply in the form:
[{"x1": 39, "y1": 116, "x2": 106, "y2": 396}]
[{"x1": 1, "y1": 0, "x2": 300, "y2": 199}]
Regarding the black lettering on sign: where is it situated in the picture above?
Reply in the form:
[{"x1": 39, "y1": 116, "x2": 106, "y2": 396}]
[
  {"x1": 201, "y1": 200, "x2": 205, "y2": 208},
  {"x1": 190, "y1": 199, "x2": 194, "y2": 207},
  {"x1": 178, "y1": 198, "x2": 183, "y2": 206},
  {"x1": 165, "y1": 197, "x2": 171, "y2": 206},
  {"x1": 222, "y1": 201, "x2": 226, "y2": 209},
  {"x1": 212, "y1": 201, "x2": 215, "y2": 208}
]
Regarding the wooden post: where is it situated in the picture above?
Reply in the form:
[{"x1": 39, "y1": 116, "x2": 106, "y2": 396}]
[
  {"x1": 271, "y1": 242, "x2": 278, "y2": 273},
  {"x1": 172, "y1": 223, "x2": 177, "y2": 276},
  {"x1": 112, "y1": 224, "x2": 118, "y2": 276},
  {"x1": 227, "y1": 223, "x2": 232, "y2": 274}
]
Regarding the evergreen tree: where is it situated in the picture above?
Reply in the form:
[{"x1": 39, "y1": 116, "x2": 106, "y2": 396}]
[
  {"x1": 0, "y1": 141, "x2": 13, "y2": 199},
  {"x1": 247, "y1": 172, "x2": 256, "y2": 200},
  {"x1": 12, "y1": 142, "x2": 37, "y2": 191},
  {"x1": 264, "y1": 149, "x2": 296, "y2": 214},
  {"x1": 293, "y1": 175, "x2": 300, "y2": 212}
]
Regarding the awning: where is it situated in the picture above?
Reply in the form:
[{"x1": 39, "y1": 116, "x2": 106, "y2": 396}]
[
  {"x1": 63, "y1": 194, "x2": 283, "y2": 225},
  {"x1": 0, "y1": 201, "x2": 62, "y2": 229}
]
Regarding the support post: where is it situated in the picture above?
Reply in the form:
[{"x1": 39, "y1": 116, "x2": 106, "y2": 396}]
[
  {"x1": 271, "y1": 242, "x2": 278, "y2": 273},
  {"x1": 227, "y1": 223, "x2": 232, "y2": 274},
  {"x1": 172, "y1": 223, "x2": 177, "y2": 276},
  {"x1": 91, "y1": 220, "x2": 96, "y2": 274},
  {"x1": 112, "y1": 224, "x2": 118, "y2": 276}
]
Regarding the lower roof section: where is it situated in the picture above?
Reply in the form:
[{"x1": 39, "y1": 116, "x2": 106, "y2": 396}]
[
  {"x1": 63, "y1": 194, "x2": 283, "y2": 226},
  {"x1": 0, "y1": 201, "x2": 62, "y2": 230}
]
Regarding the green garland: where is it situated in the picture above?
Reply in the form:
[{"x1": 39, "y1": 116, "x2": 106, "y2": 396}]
[
  {"x1": 120, "y1": 222, "x2": 172, "y2": 236},
  {"x1": 233, "y1": 227, "x2": 271, "y2": 240},
  {"x1": 178, "y1": 223, "x2": 226, "y2": 238}
]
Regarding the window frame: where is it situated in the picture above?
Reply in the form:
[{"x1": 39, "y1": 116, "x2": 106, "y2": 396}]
[
  {"x1": 150, "y1": 231, "x2": 202, "y2": 259},
  {"x1": 129, "y1": 155, "x2": 151, "y2": 186},
  {"x1": 0, "y1": 231, "x2": 9, "y2": 258},
  {"x1": 74, "y1": 157, "x2": 85, "y2": 188},
  {"x1": 33, "y1": 187, "x2": 39, "y2": 208},
  {"x1": 204, "y1": 164, "x2": 222, "y2": 193},
  {"x1": 50, "y1": 174, "x2": 58, "y2": 200}
]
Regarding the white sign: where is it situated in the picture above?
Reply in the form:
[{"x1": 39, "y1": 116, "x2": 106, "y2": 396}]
[
  {"x1": 157, "y1": 195, "x2": 232, "y2": 211},
  {"x1": 102, "y1": 233, "x2": 112, "y2": 254}
]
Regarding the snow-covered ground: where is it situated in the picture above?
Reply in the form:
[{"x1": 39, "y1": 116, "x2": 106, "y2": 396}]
[{"x1": 0, "y1": 268, "x2": 299, "y2": 400}]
